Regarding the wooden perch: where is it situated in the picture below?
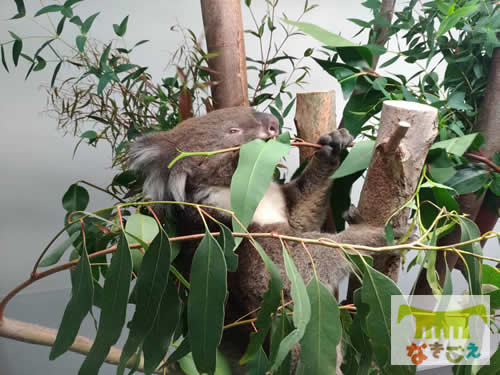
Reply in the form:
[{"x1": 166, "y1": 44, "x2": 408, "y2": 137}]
[
  {"x1": 0, "y1": 318, "x2": 174, "y2": 374},
  {"x1": 294, "y1": 90, "x2": 337, "y2": 232},
  {"x1": 294, "y1": 91, "x2": 337, "y2": 164},
  {"x1": 352, "y1": 101, "x2": 438, "y2": 289}
]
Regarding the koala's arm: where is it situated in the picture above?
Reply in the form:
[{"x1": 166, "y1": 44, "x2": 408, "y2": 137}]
[{"x1": 283, "y1": 129, "x2": 353, "y2": 231}]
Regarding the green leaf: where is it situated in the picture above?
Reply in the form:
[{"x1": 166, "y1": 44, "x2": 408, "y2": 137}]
[
  {"x1": 177, "y1": 350, "x2": 232, "y2": 375},
  {"x1": 82, "y1": 12, "x2": 100, "y2": 35},
  {"x1": 64, "y1": 0, "x2": 83, "y2": 6},
  {"x1": 188, "y1": 230, "x2": 227, "y2": 374},
  {"x1": 99, "y1": 43, "x2": 112, "y2": 70},
  {"x1": 76, "y1": 35, "x2": 86, "y2": 52},
  {"x1": 458, "y1": 217, "x2": 482, "y2": 295},
  {"x1": 216, "y1": 222, "x2": 238, "y2": 272},
  {"x1": 60, "y1": 6, "x2": 73, "y2": 18},
  {"x1": 35, "y1": 4, "x2": 63, "y2": 17},
  {"x1": 445, "y1": 167, "x2": 489, "y2": 195},
  {"x1": 298, "y1": 277, "x2": 341, "y2": 375},
  {"x1": 241, "y1": 240, "x2": 283, "y2": 363},
  {"x1": 56, "y1": 16, "x2": 66, "y2": 35},
  {"x1": 360, "y1": 263, "x2": 412, "y2": 374},
  {"x1": 50, "y1": 240, "x2": 93, "y2": 359},
  {"x1": 12, "y1": 39, "x2": 22, "y2": 66},
  {"x1": 477, "y1": 346, "x2": 500, "y2": 375},
  {"x1": 166, "y1": 337, "x2": 191, "y2": 365},
  {"x1": 282, "y1": 98, "x2": 296, "y2": 118},
  {"x1": 379, "y1": 55, "x2": 399, "y2": 68},
  {"x1": 342, "y1": 91, "x2": 384, "y2": 138},
  {"x1": 70, "y1": 15, "x2": 83, "y2": 26},
  {"x1": 33, "y1": 56, "x2": 47, "y2": 72},
  {"x1": 11, "y1": 0, "x2": 26, "y2": 19},
  {"x1": 331, "y1": 140, "x2": 375, "y2": 179},
  {"x1": 113, "y1": 15, "x2": 129, "y2": 37},
  {"x1": 270, "y1": 245, "x2": 311, "y2": 371},
  {"x1": 143, "y1": 277, "x2": 182, "y2": 375},
  {"x1": 97, "y1": 72, "x2": 115, "y2": 95},
  {"x1": 124, "y1": 213, "x2": 159, "y2": 271},
  {"x1": 483, "y1": 264, "x2": 500, "y2": 288},
  {"x1": 78, "y1": 233, "x2": 132, "y2": 374},
  {"x1": 51, "y1": 60, "x2": 63, "y2": 87},
  {"x1": 283, "y1": 19, "x2": 357, "y2": 47},
  {"x1": 248, "y1": 347, "x2": 269, "y2": 375},
  {"x1": 447, "y1": 91, "x2": 473, "y2": 111},
  {"x1": 114, "y1": 64, "x2": 137, "y2": 73},
  {"x1": 118, "y1": 229, "x2": 172, "y2": 375},
  {"x1": 231, "y1": 133, "x2": 291, "y2": 232},
  {"x1": 430, "y1": 133, "x2": 482, "y2": 156},
  {"x1": 385, "y1": 223, "x2": 394, "y2": 245},
  {"x1": 1, "y1": 45, "x2": 9, "y2": 72},
  {"x1": 40, "y1": 231, "x2": 80, "y2": 267},
  {"x1": 62, "y1": 184, "x2": 89, "y2": 212}
]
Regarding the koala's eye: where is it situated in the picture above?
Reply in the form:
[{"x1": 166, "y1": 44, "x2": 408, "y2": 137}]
[{"x1": 229, "y1": 128, "x2": 241, "y2": 134}]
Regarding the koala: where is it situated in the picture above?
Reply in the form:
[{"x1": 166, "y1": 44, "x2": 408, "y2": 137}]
[{"x1": 129, "y1": 106, "x2": 392, "y2": 372}]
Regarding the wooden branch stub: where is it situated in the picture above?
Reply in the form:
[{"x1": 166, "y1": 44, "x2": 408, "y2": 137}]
[
  {"x1": 200, "y1": 0, "x2": 249, "y2": 108},
  {"x1": 383, "y1": 121, "x2": 410, "y2": 154},
  {"x1": 359, "y1": 101, "x2": 438, "y2": 228},
  {"x1": 294, "y1": 91, "x2": 336, "y2": 164}
]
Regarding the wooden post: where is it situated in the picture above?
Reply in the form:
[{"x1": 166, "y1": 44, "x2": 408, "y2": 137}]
[
  {"x1": 346, "y1": 101, "x2": 438, "y2": 298},
  {"x1": 294, "y1": 91, "x2": 337, "y2": 164},
  {"x1": 358, "y1": 101, "x2": 438, "y2": 227},
  {"x1": 295, "y1": 91, "x2": 337, "y2": 232},
  {"x1": 200, "y1": 0, "x2": 249, "y2": 109}
]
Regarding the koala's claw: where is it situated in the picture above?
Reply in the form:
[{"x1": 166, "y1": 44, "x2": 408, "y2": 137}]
[{"x1": 316, "y1": 128, "x2": 353, "y2": 163}]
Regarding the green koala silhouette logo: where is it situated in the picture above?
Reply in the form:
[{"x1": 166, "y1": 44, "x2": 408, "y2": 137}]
[{"x1": 397, "y1": 304, "x2": 487, "y2": 339}]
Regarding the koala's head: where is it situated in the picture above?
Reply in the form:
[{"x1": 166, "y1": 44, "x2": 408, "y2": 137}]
[{"x1": 128, "y1": 107, "x2": 279, "y2": 202}]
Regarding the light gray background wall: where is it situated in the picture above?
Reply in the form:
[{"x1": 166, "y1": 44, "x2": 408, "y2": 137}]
[{"x1": 0, "y1": 1, "x2": 497, "y2": 374}]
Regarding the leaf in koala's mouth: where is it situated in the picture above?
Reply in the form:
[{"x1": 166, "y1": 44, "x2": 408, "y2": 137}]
[{"x1": 230, "y1": 132, "x2": 291, "y2": 233}]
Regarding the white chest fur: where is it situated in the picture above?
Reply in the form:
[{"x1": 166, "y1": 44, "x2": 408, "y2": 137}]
[{"x1": 199, "y1": 182, "x2": 288, "y2": 226}]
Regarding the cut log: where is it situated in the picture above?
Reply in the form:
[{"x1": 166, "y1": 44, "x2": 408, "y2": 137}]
[
  {"x1": 294, "y1": 91, "x2": 337, "y2": 164},
  {"x1": 352, "y1": 101, "x2": 438, "y2": 291}
]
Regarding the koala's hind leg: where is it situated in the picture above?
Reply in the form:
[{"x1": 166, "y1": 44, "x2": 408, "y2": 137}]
[{"x1": 283, "y1": 129, "x2": 353, "y2": 232}]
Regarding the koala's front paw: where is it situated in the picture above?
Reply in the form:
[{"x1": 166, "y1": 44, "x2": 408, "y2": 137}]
[{"x1": 316, "y1": 128, "x2": 353, "y2": 165}]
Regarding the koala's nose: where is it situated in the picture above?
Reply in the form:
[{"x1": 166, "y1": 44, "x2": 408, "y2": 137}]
[
  {"x1": 254, "y1": 112, "x2": 280, "y2": 137},
  {"x1": 267, "y1": 117, "x2": 279, "y2": 137}
]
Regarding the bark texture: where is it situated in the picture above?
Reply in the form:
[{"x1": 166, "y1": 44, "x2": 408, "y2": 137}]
[
  {"x1": 294, "y1": 91, "x2": 337, "y2": 164},
  {"x1": 346, "y1": 101, "x2": 438, "y2": 300},
  {"x1": 200, "y1": 0, "x2": 249, "y2": 108}
]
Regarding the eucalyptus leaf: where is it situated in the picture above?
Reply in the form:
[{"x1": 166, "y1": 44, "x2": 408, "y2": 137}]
[
  {"x1": 39, "y1": 231, "x2": 80, "y2": 267},
  {"x1": 82, "y1": 12, "x2": 99, "y2": 35},
  {"x1": 270, "y1": 245, "x2": 310, "y2": 371},
  {"x1": 231, "y1": 132, "x2": 290, "y2": 235},
  {"x1": 298, "y1": 277, "x2": 341, "y2": 375},
  {"x1": 11, "y1": 0, "x2": 26, "y2": 19},
  {"x1": 241, "y1": 240, "x2": 283, "y2": 363},
  {"x1": 62, "y1": 184, "x2": 89, "y2": 212},
  {"x1": 331, "y1": 140, "x2": 375, "y2": 179},
  {"x1": 50, "y1": 240, "x2": 93, "y2": 359},
  {"x1": 12, "y1": 39, "x2": 22, "y2": 66},
  {"x1": 78, "y1": 233, "x2": 132, "y2": 374},
  {"x1": 118, "y1": 229, "x2": 171, "y2": 375},
  {"x1": 35, "y1": 5, "x2": 63, "y2": 17},
  {"x1": 188, "y1": 230, "x2": 227, "y2": 374}
]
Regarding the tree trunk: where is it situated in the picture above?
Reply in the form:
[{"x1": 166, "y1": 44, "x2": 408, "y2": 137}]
[
  {"x1": 200, "y1": 0, "x2": 249, "y2": 109},
  {"x1": 346, "y1": 101, "x2": 438, "y2": 301}
]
